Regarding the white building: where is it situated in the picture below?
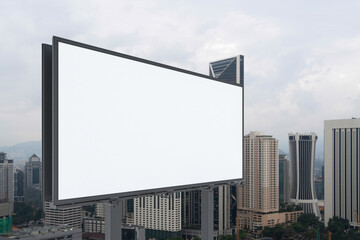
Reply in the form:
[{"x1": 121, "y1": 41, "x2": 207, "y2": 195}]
[
  {"x1": 324, "y1": 118, "x2": 360, "y2": 226},
  {"x1": 134, "y1": 193, "x2": 181, "y2": 232},
  {"x1": 44, "y1": 201, "x2": 82, "y2": 229}
]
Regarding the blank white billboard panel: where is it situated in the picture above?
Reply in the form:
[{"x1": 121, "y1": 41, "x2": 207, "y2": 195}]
[{"x1": 54, "y1": 38, "x2": 243, "y2": 204}]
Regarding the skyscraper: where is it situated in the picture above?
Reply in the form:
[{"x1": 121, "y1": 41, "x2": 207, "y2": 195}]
[
  {"x1": 288, "y1": 133, "x2": 320, "y2": 217},
  {"x1": 279, "y1": 154, "x2": 290, "y2": 204},
  {"x1": 14, "y1": 169, "x2": 24, "y2": 202},
  {"x1": 238, "y1": 132, "x2": 279, "y2": 230},
  {"x1": 24, "y1": 154, "x2": 42, "y2": 208},
  {"x1": 324, "y1": 118, "x2": 360, "y2": 227},
  {"x1": 0, "y1": 154, "x2": 14, "y2": 202},
  {"x1": 0, "y1": 152, "x2": 13, "y2": 234},
  {"x1": 209, "y1": 55, "x2": 244, "y2": 86}
]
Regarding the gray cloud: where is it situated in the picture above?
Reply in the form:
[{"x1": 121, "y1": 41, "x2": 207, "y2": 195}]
[{"x1": 0, "y1": 0, "x2": 359, "y2": 154}]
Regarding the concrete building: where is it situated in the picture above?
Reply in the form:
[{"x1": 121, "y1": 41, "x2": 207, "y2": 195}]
[
  {"x1": 237, "y1": 132, "x2": 279, "y2": 231},
  {"x1": 279, "y1": 154, "x2": 290, "y2": 204},
  {"x1": 0, "y1": 225, "x2": 81, "y2": 240},
  {"x1": 14, "y1": 169, "x2": 24, "y2": 202},
  {"x1": 181, "y1": 185, "x2": 237, "y2": 236},
  {"x1": 289, "y1": 133, "x2": 320, "y2": 217},
  {"x1": 0, "y1": 152, "x2": 13, "y2": 235},
  {"x1": 324, "y1": 118, "x2": 360, "y2": 227},
  {"x1": 134, "y1": 193, "x2": 181, "y2": 239},
  {"x1": 44, "y1": 201, "x2": 82, "y2": 229},
  {"x1": 24, "y1": 154, "x2": 42, "y2": 208}
]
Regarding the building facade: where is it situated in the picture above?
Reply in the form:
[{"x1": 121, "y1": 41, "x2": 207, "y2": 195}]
[
  {"x1": 237, "y1": 132, "x2": 279, "y2": 230},
  {"x1": 24, "y1": 154, "x2": 42, "y2": 208},
  {"x1": 279, "y1": 154, "x2": 290, "y2": 204},
  {"x1": 44, "y1": 201, "x2": 82, "y2": 229},
  {"x1": 0, "y1": 152, "x2": 13, "y2": 235},
  {"x1": 14, "y1": 169, "x2": 24, "y2": 202},
  {"x1": 289, "y1": 133, "x2": 320, "y2": 217},
  {"x1": 134, "y1": 193, "x2": 181, "y2": 239},
  {"x1": 209, "y1": 55, "x2": 244, "y2": 86},
  {"x1": 324, "y1": 118, "x2": 360, "y2": 227}
]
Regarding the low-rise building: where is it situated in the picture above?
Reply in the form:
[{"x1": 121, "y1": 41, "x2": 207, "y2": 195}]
[{"x1": 0, "y1": 225, "x2": 81, "y2": 240}]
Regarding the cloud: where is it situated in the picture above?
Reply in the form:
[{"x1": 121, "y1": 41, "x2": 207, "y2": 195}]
[{"x1": 245, "y1": 37, "x2": 360, "y2": 152}]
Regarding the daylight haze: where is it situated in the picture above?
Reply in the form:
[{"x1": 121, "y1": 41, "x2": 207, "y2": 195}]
[{"x1": 1, "y1": 0, "x2": 360, "y2": 154}]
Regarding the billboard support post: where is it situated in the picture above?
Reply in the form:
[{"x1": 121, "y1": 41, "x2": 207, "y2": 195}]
[
  {"x1": 105, "y1": 199, "x2": 122, "y2": 240},
  {"x1": 201, "y1": 187, "x2": 214, "y2": 240}
]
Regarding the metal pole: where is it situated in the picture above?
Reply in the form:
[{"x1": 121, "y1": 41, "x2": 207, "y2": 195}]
[
  {"x1": 201, "y1": 187, "x2": 214, "y2": 240},
  {"x1": 105, "y1": 199, "x2": 122, "y2": 240}
]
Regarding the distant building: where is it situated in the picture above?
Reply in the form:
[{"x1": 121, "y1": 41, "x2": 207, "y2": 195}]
[
  {"x1": 324, "y1": 118, "x2": 360, "y2": 227},
  {"x1": 238, "y1": 132, "x2": 279, "y2": 231},
  {"x1": 0, "y1": 225, "x2": 81, "y2": 240},
  {"x1": 0, "y1": 152, "x2": 14, "y2": 235},
  {"x1": 44, "y1": 201, "x2": 82, "y2": 229},
  {"x1": 209, "y1": 55, "x2": 244, "y2": 86},
  {"x1": 181, "y1": 185, "x2": 237, "y2": 237},
  {"x1": 24, "y1": 154, "x2": 42, "y2": 208},
  {"x1": 83, "y1": 217, "x2": 145, "y2": 240},
  {"x1": 14, "y1": 169, "x2": 24, "y2": 202},
  {"x1": 279, "y1": 154, "x2": 290, "y2": 204},
  {"x1": 289, "y1": 133, "x2": 320, "y2": 217},
  {"x1": 134, "y1": 193, "x2": 181, "y2": 239}
]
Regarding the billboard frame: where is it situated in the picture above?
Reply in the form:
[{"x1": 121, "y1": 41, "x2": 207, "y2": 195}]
[{"x1": 43, "y1": 36, "x2": 244, "y2": 207}]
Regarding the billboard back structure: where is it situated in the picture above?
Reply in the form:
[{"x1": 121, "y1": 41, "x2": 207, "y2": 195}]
[{"x1": 43, "y1": 37, "x2": 243, "y2": 206}]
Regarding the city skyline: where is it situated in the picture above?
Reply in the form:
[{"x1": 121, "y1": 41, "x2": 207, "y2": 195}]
[{"x1": 0, "y1": 1, "x2": 360, "y2": 153}]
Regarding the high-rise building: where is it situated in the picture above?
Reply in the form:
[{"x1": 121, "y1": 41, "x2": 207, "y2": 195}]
[
  {"x1": 44, "y1": 201, "x2": 82, "y2": 229},
  {"x1": 238, "y1": 132, "x2": 279, "y2": 230},
  {"x1": 24, "y1": 154, "x2": 42, "y2": 208},
  {"x1": 14, "y1": 169, "x2": 24, "y2": 202},
  {"x1": 25, "y1": 154, "x2": 41, "y2": 188},
  {"x1": 0, "y1": 152, "x2": 14, "y2": 234},
  {"x1": 279, "y1": 154, "x2": 290, "y2": 204},
  {"x1": 134, "y1": 193, "x2": 181, "y2": 239},
  {"x1": 0, "y1": 154, "x2": 14, "y2": 202},
  {"x1": 289, "y1": 133, "x2": 320, "y2": 217},
  {"x1": 209, "y1": 55, "x2": 244, "y2": 86},
  {"x1": 324, "y1": 118, "x2": 360, "y2": 227}
]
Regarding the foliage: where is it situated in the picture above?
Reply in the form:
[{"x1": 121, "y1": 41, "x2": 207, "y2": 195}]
[
  {"x1": 219, "y1": 234, "x2": 235, "y2": 240},
  {"x1": 238, "y1": 230, "x2": 247, "y2": 239},
  {"x1": 279, "y1": 203, "x2": 302, "y2": 212},
  {"x1": 193, "y1": 236, "x2": 201, "y2": 240},
  {"x1": 297, "y1": 213, "x2": 321, "y2": 229},
  {"x1": 82, "y1": 204, "x2": 96, "y2": 217},
  {"x1": 167, "y1": 237, "x2": 182, "y2": 240},
  {"x1": 13, "y1": 202, "x2": 43, "y2": 226}
]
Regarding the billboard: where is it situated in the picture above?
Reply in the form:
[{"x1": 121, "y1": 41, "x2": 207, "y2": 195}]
[{"x1": 43, "y1": 37, "x2": 243, "y2": 206}]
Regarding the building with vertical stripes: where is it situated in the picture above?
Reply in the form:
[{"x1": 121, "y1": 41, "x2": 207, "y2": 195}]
[
  {"x1": 134, "y1": 193, "x2": 181, "y2": 239},
  {"x1": 324, "y1": 118, "x2": 360, "y2": 226},
  {"x1": 288, "y1": 133, "x2": 320, "y2": 217}
]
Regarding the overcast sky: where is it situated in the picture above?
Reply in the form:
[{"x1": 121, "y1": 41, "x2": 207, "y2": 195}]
[{"x1": 0, "y1": 1, "x2": 359, "y2": 154}]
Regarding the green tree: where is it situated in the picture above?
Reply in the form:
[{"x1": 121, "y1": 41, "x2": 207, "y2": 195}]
[
  {"x1": 297, "y1": 213, "x2": 321, "y2": 229},
  {"x1": 262, "y1": 226, "x2": 274, "y2": 237},
  {"x1": 13, "y1": 202, "x2": 40, "y2": 226},
  {"x1": 291, "y1": 221, "x2": 304, "y2": 233},
  {"x1": 167, "y1": 237, "x2": 182, "y2": 240},
  {"x1": 193, "y1": 236, "x2": 201, "y2": 240}
]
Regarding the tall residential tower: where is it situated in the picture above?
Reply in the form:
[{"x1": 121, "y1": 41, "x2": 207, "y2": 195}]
[{"x1": 238, "y1": 132, "x2": 279, "y2": 230}]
